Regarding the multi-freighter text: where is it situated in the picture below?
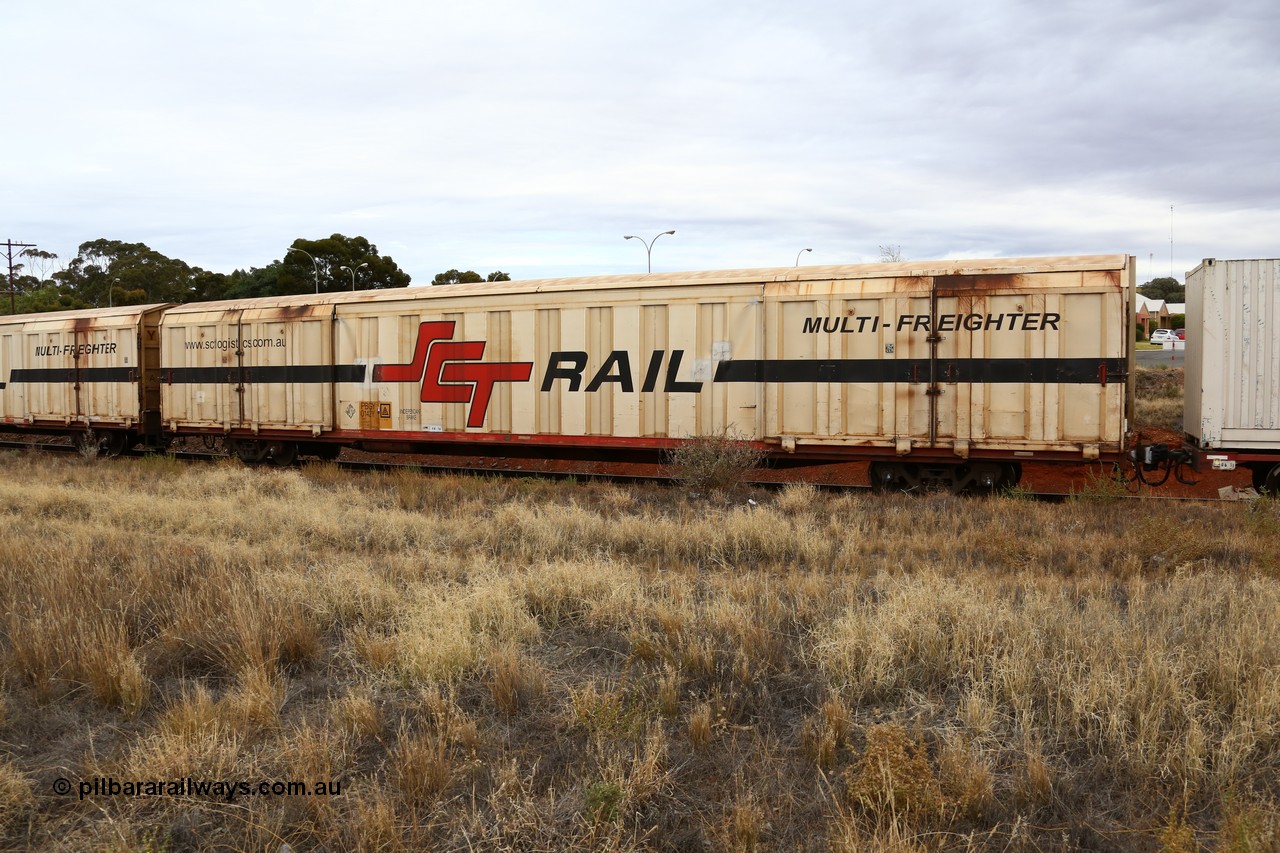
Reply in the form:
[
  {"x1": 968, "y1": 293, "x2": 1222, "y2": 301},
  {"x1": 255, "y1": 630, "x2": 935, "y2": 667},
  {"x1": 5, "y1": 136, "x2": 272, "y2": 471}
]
[
  {"x1": 802, "y1": 313, "x2": 1061, "y2": 334},
  {"x1": 33, "y1": 343, "x2": 118, "y2": 357}
]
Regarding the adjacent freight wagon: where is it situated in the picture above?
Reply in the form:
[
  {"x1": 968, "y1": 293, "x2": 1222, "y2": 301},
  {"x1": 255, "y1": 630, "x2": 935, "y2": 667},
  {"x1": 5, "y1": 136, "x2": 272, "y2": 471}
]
[
  {"x1": 154, "y1": 254, "x2": 1136, "y2": 489},
  {"x1": 0, "y1": 305, "x2": 166, "y2": 455},
  {"x1": 0, "y1": 255, "x2": 1141, "y2": 490},
  {"x1": 1185, "y1": 258, "x2": 1280, "y2": 492}
]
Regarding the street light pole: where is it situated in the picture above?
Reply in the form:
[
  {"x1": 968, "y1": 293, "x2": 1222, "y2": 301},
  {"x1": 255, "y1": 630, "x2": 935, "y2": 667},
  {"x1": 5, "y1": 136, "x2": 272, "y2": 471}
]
[
  {"x1": 4, "y1": 240, "x2": 37, "y2": 314},
  {"x1": 623, "y1": 230, "x2": 675, "y2": 274},
  {"x1": 796, "y1": 248, "x2": 812, "y2": 266},
  {"x1": 286, "y1": 246, "x2": 321, "y2": 294},
  {"x1": 340, "y1": 262, "x2": 369, "y2": 291}
]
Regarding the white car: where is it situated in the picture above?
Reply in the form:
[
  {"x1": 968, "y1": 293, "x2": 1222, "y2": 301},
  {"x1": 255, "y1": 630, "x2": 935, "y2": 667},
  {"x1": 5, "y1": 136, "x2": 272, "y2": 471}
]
[{"x1": 1150, "y1": 329, "x2": 1176, "y2": 344}]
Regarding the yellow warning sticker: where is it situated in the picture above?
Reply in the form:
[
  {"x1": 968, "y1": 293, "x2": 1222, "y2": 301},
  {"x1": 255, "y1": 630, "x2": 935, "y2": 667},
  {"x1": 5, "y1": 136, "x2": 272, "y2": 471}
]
[{"x1": 359, "y1": 401, "x2": 394, "y2": 430}]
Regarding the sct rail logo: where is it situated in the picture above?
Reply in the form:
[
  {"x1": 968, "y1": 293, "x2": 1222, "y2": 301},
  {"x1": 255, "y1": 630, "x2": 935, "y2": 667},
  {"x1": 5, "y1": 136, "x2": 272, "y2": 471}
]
[{"x1": 373, "y1": 321, "x2": 533, "y2": 428}]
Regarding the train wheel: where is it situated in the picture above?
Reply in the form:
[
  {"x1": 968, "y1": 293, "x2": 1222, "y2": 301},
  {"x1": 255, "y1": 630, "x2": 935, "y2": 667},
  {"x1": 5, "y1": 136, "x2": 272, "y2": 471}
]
[
  {"x1": 76, "y1": 429, "x2": 127, "y2": 458},
  {"x1": 75, "y1": 430, "x2": 101, "y2": 457},
  {"x1": 869, "y1": 462, "x2": 909, "y2": 492},
  {"x1": 105, "y1": 431, "x2": 129, "y2": 457},
  {"x1": 266, "y1": 441, "x2": 298, "y2": 467},
  {"x1": 871, "y1": 460, "x2": 1017, "y2": 494},
  {"x1": 868, "y1": 462, "x2": 957, "y2": 492},
  {"x1": 230, "y1": 439, "x2": 269, "y2": 465},
  {"x1": 1000, "y1": 462, "x2": 1023, "y2": 488},
  {"x1": 1253, "y1": 463, "x2": 1280, "y2": 495},
  {"x1": 960, "y1": 462, "x2": 1007, "y2": 493}
]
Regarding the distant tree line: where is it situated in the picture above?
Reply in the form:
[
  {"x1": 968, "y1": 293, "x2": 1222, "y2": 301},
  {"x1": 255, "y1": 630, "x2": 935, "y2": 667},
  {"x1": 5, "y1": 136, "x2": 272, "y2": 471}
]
[
  {"x1": 1, "y1": 234, "x2": 512, "y2": 315},
  {"x1": 431, "y1": 270, "x2": 511, "y2": 285},
  {"x1": 1138, "y1": 276, "x2": 1184, "y2": 303},
  {"x1": 430, "y1": 268, "x2": 509, "y2": 285}
]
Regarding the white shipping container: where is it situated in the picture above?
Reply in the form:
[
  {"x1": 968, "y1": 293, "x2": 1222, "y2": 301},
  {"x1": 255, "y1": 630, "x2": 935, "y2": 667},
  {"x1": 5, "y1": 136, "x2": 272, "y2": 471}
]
[
  {"x1": 156, "y1": 256, "x2": 1134, "y2": 470},
  {"x1": 159, "y1": 301, "x2": 337, "y2": 434},
  {"x1": 1185, "y1": 259, "x2": 1280, "y2": 450},
  {"x1": 0, "y1": 305, "x2": 165, "y2": 430}
]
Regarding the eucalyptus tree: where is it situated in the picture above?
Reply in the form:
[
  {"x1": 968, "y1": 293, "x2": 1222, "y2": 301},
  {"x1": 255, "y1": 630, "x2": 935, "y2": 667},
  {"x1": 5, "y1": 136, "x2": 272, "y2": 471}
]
[{"x1": 278, "y1": 234, "x2": 412, "y2": 295}]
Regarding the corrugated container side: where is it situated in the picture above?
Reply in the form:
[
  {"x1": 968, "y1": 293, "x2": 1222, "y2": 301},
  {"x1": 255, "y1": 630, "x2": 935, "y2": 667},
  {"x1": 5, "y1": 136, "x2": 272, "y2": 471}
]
[
  {"x1": 1187, "y1": 259, "x2": 1280, "y2": 449},
  {"x1": 239, "y1": 306, "x2": 335, "y2": 432},
  {"x1": 0, "y1": 307, "x2": 162, "y2": 428},
  {"x1": 333, "y1": 284, "x2": 764, "y2": 440},
  {"x1": 160, "y1": 308, "x2": 239, "y2": 429},
  {"x1": 761, "y1": 263, "x2": 1131, "y2": 455},
  {"x1": 149, "y1": 256, "x2": 1133, "y2": 463},
  {"x1": 160, "y1": 305, "x2": 336, "y2": 434},
  {"x1": 323, "y1": 259, "x2": 1128, "y2": 458},
  {"x1": 0, "y1": 321, "x2": 24, "y2": 423}
]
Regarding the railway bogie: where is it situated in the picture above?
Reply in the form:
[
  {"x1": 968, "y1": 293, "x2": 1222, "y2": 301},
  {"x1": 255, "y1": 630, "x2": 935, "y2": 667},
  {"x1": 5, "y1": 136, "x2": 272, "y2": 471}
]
[
  {"x1": 1251, "y1": 463, "x2": 1280, "y2": 495},
  {"x1": 869, "y1": 460, "x2": 1017, "y2": 493},
  {"x1": 76, "y1": 428, "x2": 131, "y2": 458}
]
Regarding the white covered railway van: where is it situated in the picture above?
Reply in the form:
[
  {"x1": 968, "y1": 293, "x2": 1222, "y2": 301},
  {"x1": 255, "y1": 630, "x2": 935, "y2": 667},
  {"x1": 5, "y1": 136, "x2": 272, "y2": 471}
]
[
  {"x1": 158, "y1": 298, "x2": 348, "y2": 464},
  {"x1": 1185, "y1": 258, "x2": 1280, "y2": 492},
  {"x1": 158, "y1": 255, "x2": 1135, "y2": 488},
  {"x1": 0, "y1": 304, "x2": 167, "y2": 454}
]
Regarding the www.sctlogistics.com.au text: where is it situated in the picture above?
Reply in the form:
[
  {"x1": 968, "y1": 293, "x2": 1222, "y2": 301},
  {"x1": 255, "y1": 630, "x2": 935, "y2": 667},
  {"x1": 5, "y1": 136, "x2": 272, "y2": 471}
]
[{"x1": 58, "y1": 776, "x2": 343, "y2": 802}]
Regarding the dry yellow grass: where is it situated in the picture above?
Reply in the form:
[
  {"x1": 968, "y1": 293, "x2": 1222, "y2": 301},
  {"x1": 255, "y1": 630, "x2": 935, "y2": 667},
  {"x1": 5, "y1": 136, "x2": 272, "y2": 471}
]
[
  {"x1": 0, "y1": 448, "x2": 1277, "y2": 850},
  {"x1": 1135, "y1": 366, "x2": 1185, "y2": 432}
]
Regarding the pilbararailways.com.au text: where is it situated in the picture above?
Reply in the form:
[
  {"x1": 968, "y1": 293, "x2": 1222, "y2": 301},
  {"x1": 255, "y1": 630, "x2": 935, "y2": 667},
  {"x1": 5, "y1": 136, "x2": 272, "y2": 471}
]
[{"x1": 55, "y1": 776, "x2": 343, "y2": 803}]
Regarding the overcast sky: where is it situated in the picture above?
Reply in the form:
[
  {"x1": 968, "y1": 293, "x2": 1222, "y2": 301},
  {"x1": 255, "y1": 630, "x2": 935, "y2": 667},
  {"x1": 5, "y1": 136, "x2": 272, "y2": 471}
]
[{"x1": 4, "y1": 0, "x2": 1277, "y2": 284}]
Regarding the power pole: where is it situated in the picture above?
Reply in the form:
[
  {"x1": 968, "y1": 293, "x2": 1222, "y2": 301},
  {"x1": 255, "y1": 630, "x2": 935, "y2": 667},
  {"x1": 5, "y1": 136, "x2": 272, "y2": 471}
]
[{"x1": 3, "y1": 239, "x2": 37, "y2": 314}]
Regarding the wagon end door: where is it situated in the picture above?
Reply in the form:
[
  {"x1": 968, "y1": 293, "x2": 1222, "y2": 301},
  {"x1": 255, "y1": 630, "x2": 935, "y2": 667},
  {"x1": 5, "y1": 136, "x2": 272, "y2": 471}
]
[{"x1": 139, "y1": 309, "x2": 164, "y2": 437}]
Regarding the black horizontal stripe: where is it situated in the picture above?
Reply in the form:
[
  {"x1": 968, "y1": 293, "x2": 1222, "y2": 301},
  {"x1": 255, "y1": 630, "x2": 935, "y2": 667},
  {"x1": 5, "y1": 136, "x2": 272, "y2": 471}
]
[
  {"x1": 714, "y1": 358, "x2": 1127, "y2": 385},
  {"x1": 163, "y1": 365, "x2": 367, "y2": 384},
  {"x1": 9, "y1": 359, "x2": 1127, "y2": 389},
  {"x1": 9, "y1": 367, "x2": 137, "y2": 383}
]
